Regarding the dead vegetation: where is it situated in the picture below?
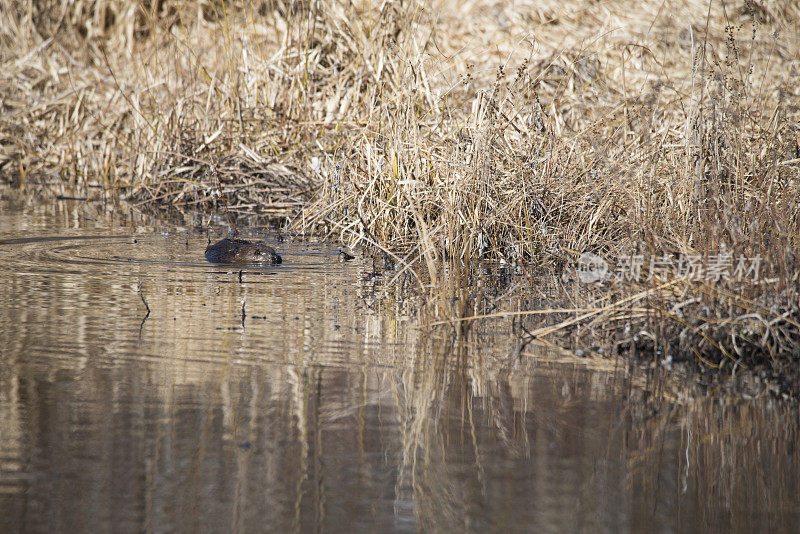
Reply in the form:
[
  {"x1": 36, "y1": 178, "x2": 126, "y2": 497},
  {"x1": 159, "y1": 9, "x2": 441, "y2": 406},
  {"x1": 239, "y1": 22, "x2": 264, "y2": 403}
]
[{"x1": 1, "y1": 0, "x2": 799, "y2": 390}]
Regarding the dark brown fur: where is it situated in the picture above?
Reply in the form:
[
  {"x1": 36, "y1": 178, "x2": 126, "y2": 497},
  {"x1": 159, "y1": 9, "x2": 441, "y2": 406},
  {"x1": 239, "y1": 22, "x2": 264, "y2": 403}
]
[{"x1": 205, "y1": 238, "x2": 282, "y2": 264}]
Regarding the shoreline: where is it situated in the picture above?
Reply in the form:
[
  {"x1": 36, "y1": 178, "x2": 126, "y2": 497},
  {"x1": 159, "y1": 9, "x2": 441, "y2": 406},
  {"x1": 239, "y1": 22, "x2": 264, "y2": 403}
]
[{"x1": 2, "y1": 1, "x2": 798, "y2": 397}]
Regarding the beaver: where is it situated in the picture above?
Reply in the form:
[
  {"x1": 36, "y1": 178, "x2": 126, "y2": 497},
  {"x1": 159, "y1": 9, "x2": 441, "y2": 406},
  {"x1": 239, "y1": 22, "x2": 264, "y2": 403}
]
[{"x1": 205, "y1": 238, "x2": 282, "y2": 264}]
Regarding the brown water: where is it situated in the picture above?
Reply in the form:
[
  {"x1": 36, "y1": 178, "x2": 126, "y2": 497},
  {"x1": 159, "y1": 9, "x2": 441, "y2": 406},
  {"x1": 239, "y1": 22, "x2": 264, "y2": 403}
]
[{"x1": 0, "y1": 190, "x2": 798, "y2": 533}]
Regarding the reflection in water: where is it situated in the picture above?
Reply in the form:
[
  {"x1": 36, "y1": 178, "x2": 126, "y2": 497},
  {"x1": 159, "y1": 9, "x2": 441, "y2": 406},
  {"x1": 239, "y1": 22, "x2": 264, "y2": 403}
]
[{"x1": 0, "y1": 190, "x2": 798, "y2": 532}]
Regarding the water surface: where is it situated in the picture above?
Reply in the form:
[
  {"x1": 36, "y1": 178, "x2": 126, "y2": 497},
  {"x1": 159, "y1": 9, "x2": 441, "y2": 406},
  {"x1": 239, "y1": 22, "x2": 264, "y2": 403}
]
[{"x1": 0, "y1": 190, "x2": 797, "y2": 533}]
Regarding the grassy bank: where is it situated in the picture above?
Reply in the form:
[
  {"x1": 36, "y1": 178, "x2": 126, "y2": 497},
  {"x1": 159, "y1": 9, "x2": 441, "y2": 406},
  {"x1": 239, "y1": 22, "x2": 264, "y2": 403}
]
[{"x1": 2, "y1": 0, "x2": 799, "y2": 392}]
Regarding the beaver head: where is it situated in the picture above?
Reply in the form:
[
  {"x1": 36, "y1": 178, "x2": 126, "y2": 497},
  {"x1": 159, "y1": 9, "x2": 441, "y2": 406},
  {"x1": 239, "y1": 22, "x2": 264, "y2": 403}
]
[{"x1": 205, "y1": 238, "x2": 282, "y2": 264}]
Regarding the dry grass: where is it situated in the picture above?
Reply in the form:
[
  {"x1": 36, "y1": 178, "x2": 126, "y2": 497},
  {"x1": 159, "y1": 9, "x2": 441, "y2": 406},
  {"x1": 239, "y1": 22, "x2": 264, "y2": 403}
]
[{"x1": 1, "y1": 0, "x2": 799, "y2": 388}]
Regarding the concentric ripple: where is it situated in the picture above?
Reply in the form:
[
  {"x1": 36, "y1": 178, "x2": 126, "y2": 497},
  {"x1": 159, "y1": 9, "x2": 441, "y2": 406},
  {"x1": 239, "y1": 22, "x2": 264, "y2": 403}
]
[{"x1": 0, "y1": 230, "x2": 346, "y2": 275}]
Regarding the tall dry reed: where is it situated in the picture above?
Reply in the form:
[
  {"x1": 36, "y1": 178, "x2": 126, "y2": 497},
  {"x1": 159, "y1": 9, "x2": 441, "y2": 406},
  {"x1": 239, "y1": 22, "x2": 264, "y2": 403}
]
[{"x1": 1, "y1": 0, "x2": 799, "y2": 381}]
